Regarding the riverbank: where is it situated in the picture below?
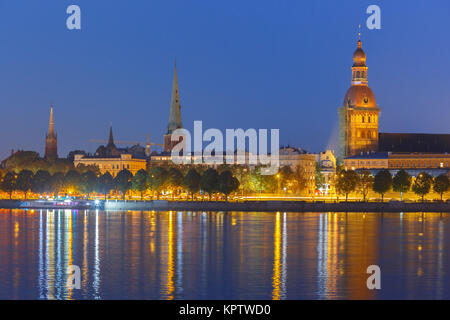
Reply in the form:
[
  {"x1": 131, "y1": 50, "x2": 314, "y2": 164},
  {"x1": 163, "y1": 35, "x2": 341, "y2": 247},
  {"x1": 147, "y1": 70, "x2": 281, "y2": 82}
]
[{"x1": 1, "y1": 199, "x2": 449, "y2": 212}]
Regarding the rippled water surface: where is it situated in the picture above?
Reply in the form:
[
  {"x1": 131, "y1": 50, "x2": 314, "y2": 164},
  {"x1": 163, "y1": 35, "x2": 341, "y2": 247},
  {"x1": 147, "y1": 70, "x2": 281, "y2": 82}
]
[{"x1": 0, "y1": 209, "x2": 449, "y2": 299}]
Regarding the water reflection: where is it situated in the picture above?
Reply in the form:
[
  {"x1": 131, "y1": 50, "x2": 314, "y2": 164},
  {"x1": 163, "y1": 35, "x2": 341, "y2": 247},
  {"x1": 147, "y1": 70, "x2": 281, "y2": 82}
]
[{"x1": 0, "y1": 210, "x2": 449, "y2": 299}]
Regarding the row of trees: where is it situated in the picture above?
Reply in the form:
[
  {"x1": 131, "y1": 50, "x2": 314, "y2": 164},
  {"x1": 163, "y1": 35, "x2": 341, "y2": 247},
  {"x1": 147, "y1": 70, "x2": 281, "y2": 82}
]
[
  {"x1": 0, "y1": 166, "x2": 243, "y2": 201},
  {"x1": 335, "y1": 168, "x2": 450, "y2": 201}
]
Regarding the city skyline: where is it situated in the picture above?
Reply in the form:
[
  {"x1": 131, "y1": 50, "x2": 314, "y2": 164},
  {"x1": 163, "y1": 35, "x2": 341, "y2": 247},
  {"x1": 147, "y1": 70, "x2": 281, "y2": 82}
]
[{"x1": 1, "y1": 1, "x2": 450, "y2": 160}]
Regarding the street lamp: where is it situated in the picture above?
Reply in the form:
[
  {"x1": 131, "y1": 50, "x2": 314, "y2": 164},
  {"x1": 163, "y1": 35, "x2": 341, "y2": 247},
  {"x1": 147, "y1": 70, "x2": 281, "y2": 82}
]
[{"x1": 276, "y1": 174, "x2": 281, "y2": 195}]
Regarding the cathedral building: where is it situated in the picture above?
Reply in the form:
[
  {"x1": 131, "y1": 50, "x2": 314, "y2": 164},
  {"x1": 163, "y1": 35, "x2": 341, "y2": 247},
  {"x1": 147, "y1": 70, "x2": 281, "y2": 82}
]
[
  {"x1": 45, "y1": 106, "x2": 58, "y2": 160},
  {"x1": 338, "y1": 33, "x2": 450, "y2": 177},
  {"x1": 163, "y1": 61, "x2": 183, "y2": 152},
  {"x1": 73, "y1": 126, "x2": 147, "y2": 176},
  {"x1": 338, "y1": 36, "x2": 380, "y2": 160}
]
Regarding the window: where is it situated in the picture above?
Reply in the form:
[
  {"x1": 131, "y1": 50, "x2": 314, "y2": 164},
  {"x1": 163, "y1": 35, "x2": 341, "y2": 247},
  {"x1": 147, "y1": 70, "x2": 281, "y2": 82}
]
[
  {"x1": 356, "y1": 71, "x2": 360, "y2": 78},
  {"x1": 361, "y1": 71, "x2": 365, "y2": 78}
]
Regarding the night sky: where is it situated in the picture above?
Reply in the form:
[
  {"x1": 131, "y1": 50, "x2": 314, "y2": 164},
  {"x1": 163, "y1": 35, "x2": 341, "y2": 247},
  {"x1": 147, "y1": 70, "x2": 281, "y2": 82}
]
[{"x1": 0, "y1": 0, "x2": 449, "y2": 160}]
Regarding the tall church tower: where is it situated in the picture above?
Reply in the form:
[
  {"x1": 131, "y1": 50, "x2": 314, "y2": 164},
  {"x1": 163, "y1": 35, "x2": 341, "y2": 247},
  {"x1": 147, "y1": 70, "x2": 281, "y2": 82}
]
[
  {"x1": 163, "y1": 60, "x2": 183, "y2": 152},
  {"x1": 45, "y1": 105, "x2": 58, "y2": 160},
  {"x1": 338, "y1": 32, "x2": 380, "y2": 160}
]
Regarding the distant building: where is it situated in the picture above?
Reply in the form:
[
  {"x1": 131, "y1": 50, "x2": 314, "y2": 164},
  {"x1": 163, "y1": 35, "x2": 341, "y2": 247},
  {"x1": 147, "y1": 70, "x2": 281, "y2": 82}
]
[
  {"x1": 314, "y1": 150, "x2": 337, "y2": 195},
  {"x1": 73, "y1": 127, "x2": 146, "y2": 176},
  {"x1": 343, "y1": 152, "x2": 450, "y2": 177},
  {"x1": 94, "y1": 126, "x2": 146, "y2": 158},
  {"x1": 278, "y1": 146, "x2": 316, "y2": 195},
  {"x1": 45, "y1": 106, "x2": 58, "y2": 160},
  {"x1": 74, "y1": 153, "x2": 146, "y2": 177},
  {"x1": 163, "y1": 61, "x2": 183, "y2": 153}
]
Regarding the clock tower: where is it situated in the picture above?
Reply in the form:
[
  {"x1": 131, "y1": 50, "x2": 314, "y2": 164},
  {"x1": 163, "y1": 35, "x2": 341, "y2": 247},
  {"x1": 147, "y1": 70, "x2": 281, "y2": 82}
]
[{"x1": 338, "y1": 33, "x2": 380, "y2": 160}]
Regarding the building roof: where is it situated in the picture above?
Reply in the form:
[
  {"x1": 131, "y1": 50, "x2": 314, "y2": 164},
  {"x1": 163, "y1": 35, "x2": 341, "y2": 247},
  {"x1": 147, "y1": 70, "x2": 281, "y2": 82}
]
[
  {"x1": 345, "y1": 152, "x2": 389, "y2": 160},
  {"x1": 379, "y1": 133, "x2": 450, "y2": 153}
]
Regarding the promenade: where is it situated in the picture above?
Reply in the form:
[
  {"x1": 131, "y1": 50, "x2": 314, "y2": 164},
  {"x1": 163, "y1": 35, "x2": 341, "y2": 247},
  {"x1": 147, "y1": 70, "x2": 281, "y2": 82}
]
[{"x1": 1, "y1": 199, "x2": 449, "y2": 213}]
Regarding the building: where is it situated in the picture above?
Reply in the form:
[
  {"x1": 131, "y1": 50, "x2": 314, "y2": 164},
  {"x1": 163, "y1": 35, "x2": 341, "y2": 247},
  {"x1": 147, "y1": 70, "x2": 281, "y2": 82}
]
[
  {"x1": 94, "y1": 126, "x2": 146, "y2": 158},
  {"x1": 315, "y1": 150, "x2": 337, "y2": 195},
  {"x1": 73, "y1": 127, "x2": 147, "y2": 176},
  {"x1": 279, "y1": 146, "x2": 316, "y2": 194},
  {"x1": 379, "y1": 133, "x2": 450, "y2": 153},
  {"x1": 45, "y1": 106, "x2": 58, "y2": 160},
  {"x1": 343, "y1": 152, "x2": 450, "y2": 177},
  {"x1": 163, "y1": 61, "x2": 183, "y2": 152},
  {"x1": 338, "y1": 34, "x2": 380, "y2": 159},
  {"x1": 339, "y1": 33, "x2": 450, "y2": 170},
  {"x1": 74, "y1": 153, "x2": 147, "y2": 177}
]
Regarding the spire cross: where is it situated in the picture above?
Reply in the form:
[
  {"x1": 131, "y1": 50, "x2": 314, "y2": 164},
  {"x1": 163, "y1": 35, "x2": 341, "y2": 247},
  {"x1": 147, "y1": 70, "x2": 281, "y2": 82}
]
[{"x1": 358, "y1": 24, "x2": 361, "y2": 41}]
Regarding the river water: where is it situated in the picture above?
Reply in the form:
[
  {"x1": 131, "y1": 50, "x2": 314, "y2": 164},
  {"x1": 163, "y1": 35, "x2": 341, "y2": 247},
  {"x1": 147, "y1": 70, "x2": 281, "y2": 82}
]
[{"x1": 0, "y1": 209, "x2": 448, "y2": 300}]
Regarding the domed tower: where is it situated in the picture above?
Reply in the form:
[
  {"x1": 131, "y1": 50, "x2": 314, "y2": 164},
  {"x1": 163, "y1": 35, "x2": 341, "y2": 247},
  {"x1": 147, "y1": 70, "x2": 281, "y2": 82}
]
[{"x1": 338, "y1": 32, "x2": 380, "y2": 160}]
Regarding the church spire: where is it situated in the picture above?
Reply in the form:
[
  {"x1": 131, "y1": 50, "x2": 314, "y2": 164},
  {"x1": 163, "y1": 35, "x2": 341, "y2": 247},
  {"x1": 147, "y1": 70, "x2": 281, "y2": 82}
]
[
  {"x1": 48, "y1": 105, "x2": 55, "y2": 136},
  {"x1": 107, "y1": 125, "x2": 115, "y2": 148},
  {"x1": 166, "y1": 59, "x2": 182, "y2": 135},
  {"x1": 45, "y1": 105, "x2": 58, "y2": 159}
]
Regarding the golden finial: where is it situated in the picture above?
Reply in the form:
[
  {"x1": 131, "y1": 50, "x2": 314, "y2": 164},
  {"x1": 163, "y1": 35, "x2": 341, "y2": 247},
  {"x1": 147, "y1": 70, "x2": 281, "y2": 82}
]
[{"x1": 357, "y1": 24, "x2": 362, "y2": 48}]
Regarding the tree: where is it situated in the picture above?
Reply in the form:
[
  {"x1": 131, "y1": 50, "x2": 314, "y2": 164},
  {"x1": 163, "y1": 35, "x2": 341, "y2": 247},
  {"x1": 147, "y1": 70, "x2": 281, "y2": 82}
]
[
  {"x1": 132, "y1": 169, "x2": 149, "y2": 200},
  {"x1": 67, "y1": 150, "x2": 86, "y2": 162},
  {"x1": 433, "y1": 174, "x2": 450, "y2": 201},
  {"x1": 64, "y1": 170, "x2": 81, "y2": 194},
  {"x1": 148, "y1": 166, "x2": 167, "y2": 199},
  {"x1": 50, "y1": 172, "x2": 65, "y2": 196},
  {"x1": 279, "y1": 165, "x2": 295, "y2": 194},
  {"x1": 166, "y1": 167, "x2": 183, "y2": 199},
  {"x1": 335, "y1": 169, "x2": 358, "y2": 202},
  {"x1": 31, "y1": 170, "x2": 52, "y2": 196},
  {"x1": 293, "y1": 166, "x2": 309, "y2": 195},
  {"x1": 217, "y1": 170, "x2": 240, "y2": 201},
  {"x1": 357, "y1": 170, "x2": 373, "y2": 201},
  {"x1": 1, "y1": 171, "x2": 16, "y2": 199},
  {"x1": 412, "y1": 172, "x2": 433, "y2": 202},
  {"x1": 16, "y1": 170, "x2": 33, "y2": 199},
  {"x1": 115, "y1": 169, "x2": 133, "y2": 200},
  {"x1": 4, "y1": 151, "x2": 40, "y2": 173},
  {"x1": 48, "y1": 158, "x2": 74, "y2": 175},
  {"x1": 315, "y1": 163, "x2": 325, "y2": 190},
  {"x1": 392, "y1": 169, "x2": 412, "y2": 201},
  {"x1": 200, "y1": 168, "x2": 219, "y2": 200},
  {"x1": 373, "y1": 169, "x2": 392, "y2": 202},
  {"x1": 183, "y1": 168, "x2": 201, "y2": 200},
  {"x1": 95, "y1": 172, "x2": 114, "y2": 200},
  {"x1": 76, "y1": 163, "x2": 101, "y2": 176},
  {"x1": 249, "y1": 167, "x2": 276, "y2": 195},
  {"x1": 79, "y1": 170, "x2": 97, "y2": 198}
]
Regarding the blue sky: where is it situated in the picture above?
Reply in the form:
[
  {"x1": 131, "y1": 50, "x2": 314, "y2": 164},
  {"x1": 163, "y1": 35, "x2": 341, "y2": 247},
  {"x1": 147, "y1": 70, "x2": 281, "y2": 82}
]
[{"x1": 0, "y1": 0, "x2": 449, "y2": 159}]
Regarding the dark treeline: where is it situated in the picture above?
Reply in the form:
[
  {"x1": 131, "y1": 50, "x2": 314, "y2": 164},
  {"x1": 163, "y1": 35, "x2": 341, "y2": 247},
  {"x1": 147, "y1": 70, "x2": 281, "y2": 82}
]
[
  {"x1": 0, "y1": 150, "x2": 314, "y2": 200},
  {"x1": 335, "y1": 168, "x2": 450, "y2": 202},
  {"x1": 0, "y1": 165, "x2": 244, "y2": 201}
]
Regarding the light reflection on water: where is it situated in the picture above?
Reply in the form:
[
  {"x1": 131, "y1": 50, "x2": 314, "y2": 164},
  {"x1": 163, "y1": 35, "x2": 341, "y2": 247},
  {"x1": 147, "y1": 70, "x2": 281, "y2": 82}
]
[{"x1": 0, "y1": 209, "x2": 449, "y2": 300}]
